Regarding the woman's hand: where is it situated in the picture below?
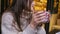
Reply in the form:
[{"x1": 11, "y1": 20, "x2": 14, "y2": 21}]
[
  {"x1": 30, "y1": 2, "x2": 50, "y2": 29},
  {"x1": 30, "y1": 11, "x2": 50, "y2": 29}
]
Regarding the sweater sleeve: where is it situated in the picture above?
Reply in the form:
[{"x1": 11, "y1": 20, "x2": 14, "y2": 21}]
[
  {"x1": 37, "y1": 27, "x2": 46, "y2": 34},
  {"x1": 1, "y1": 12, "x2": 18, "y2": 34},
  {"x1": 22, "y1": 25, "x2": 37, "y2": 34},
  {"x1": 1, "y1": 12, "x2": 37, "y2": 34}
]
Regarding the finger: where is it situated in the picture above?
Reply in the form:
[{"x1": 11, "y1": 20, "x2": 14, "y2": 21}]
[
  {"x1": 34, "y1": 11, "x2": 45, "y2": 15},
  {"x1": 46, "y1": 12, "x2": 51, "y2": 20},
  {"x1": 34, "y1": 16, "x2": 46, "y2": 22},
  {"x1": 37, "y1": 18, "x2": 48, "y2": 23},
  {"x1": 33, "y1": 16, "x2": 46, "y2": 22},
  {"x1": 35, "y1": 13, "x2": 46, "y2": 18},
  {"x1": 37, "y1": 15, "x2": 46, "y2": 18},
  {"x1": 33, "y1": 16, "x2": 48, "y2": 24},
  {"x1": 33, "y1": 12, "x2": 46, "y2": 18},
  {"x1": 33, "y1": 13, "x2": 47, "y2": 19},
  {"x1": 36, "y1": 16, "x2": 46, "y2": 21},
  {"x1": 36, "y1": 20, "x2": 43, "y2": 24},
  {"x1": 46, "y1": 12, "x2": 50, "y2": 17}
]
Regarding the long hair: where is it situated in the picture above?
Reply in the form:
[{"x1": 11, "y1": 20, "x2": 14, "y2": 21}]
[{"x1": 10, "y1": 0, "x2": 33, "y2": 31}]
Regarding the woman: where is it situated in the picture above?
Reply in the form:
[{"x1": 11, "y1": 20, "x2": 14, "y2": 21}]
[{"x1": 1, "y1": 0, "x2": 50, "y2": 34}]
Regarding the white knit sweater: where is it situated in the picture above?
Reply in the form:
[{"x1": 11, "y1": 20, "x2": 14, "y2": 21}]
[{"x1": 1, "y1": 12, "x2": 46, "y2": 34}]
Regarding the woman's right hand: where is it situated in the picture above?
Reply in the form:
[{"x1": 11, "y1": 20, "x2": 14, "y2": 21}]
[{"x1": 30, "y1": 11, "x2": 50, "y2": 29}]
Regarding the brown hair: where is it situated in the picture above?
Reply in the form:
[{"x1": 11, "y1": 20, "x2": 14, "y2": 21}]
[{"x1": 10, "y1": 0, "x2": 33, "y2": 31}]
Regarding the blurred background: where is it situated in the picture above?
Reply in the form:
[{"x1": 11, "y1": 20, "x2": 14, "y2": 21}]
[
  {"x1": 0, "y1": 0, "x2": 1, "y2": 33},
  {"x1": 0, "y1": 0, "x2": 60, "y2": 34}
]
